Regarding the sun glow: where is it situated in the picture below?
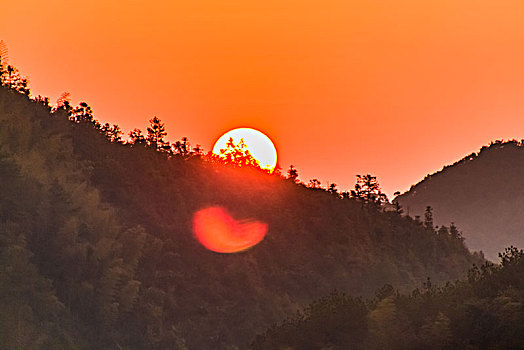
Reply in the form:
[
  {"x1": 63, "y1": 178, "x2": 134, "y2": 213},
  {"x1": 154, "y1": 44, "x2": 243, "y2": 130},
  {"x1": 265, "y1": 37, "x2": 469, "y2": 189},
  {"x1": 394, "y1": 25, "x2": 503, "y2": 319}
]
[{"x1": 212, "y1": 128, "x2": 277, "y2": 172}]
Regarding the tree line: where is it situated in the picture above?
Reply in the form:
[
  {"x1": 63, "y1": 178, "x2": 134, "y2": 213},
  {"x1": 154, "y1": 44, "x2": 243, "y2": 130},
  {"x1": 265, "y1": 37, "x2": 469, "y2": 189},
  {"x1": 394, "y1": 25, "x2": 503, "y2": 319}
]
[
  {"x1": 252, "y1": 246, "x2": 524, "y2": 350},
  {"x1": 1, "y1": 43, "x2": 394, "y2": 206}
]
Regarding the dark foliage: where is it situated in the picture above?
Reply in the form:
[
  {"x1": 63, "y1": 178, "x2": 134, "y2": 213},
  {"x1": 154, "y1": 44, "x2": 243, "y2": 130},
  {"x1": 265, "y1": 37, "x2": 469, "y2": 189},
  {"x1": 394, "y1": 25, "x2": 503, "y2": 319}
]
[
  {"x1": 252, "y1": 247, "x2": 524, "y2": 350},
  {"x1": 397, "y1": 139, "x2": 524, "y2": 260},
  {"x1": 0, "y1": 60, "x2": 483, "y2": 349}
]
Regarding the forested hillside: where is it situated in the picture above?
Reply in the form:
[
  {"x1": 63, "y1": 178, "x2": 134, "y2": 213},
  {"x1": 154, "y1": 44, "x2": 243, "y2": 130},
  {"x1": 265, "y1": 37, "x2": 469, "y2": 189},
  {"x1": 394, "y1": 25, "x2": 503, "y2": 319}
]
[
  {"x1": 0, "y1": 63, "x2": 482, "y2": 349},
  {"x1": 252, "y1": 246, "x2": 524, "y2": 350},
  {"x1": 396, "y1": 140, "x2": 524, "y2": 261}
]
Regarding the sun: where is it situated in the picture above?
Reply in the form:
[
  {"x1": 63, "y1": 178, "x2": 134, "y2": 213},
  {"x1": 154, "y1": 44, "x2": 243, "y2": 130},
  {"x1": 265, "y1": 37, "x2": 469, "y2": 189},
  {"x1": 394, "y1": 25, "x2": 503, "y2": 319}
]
[{"x1": 212, "y1": 128, "x2": 278, "y2": 172}]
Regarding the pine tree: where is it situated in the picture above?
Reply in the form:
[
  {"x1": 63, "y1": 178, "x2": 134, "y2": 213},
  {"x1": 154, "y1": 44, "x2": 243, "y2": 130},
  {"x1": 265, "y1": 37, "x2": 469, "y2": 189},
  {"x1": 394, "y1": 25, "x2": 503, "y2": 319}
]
[
  {"x1": 146, "y1": 116, "x2": 169, "y2": 151},
  {"x1": 287, "y1": 165, "x2": 299, "y2": 182}
]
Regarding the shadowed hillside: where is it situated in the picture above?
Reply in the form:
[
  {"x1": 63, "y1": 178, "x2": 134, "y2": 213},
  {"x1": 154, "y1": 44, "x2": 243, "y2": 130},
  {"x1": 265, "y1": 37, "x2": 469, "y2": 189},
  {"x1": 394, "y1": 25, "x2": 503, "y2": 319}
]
[
  {"x1": 0, "y1": 67, "x2": 482, "y2": 348},
  {"x1": 252, "y1": 246, "x2": 524, "y2": 350},
  {"x1": 396, "y1": 140, "x2": 524, "y2": 261}
]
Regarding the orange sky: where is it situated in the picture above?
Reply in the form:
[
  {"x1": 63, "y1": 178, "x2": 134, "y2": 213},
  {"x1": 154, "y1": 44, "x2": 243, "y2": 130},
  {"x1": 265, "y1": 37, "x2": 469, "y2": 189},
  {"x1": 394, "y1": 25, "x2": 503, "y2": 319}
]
[{"x1": 2, "y1": 0, "x2": 524, "y2": 196}]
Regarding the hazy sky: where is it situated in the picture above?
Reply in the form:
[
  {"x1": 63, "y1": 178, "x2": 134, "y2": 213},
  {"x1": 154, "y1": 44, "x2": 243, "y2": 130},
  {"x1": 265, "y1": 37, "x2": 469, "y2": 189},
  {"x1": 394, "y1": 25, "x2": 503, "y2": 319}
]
[{"x1": 2, "y1": 0, "x2": 524, "y2": 196}]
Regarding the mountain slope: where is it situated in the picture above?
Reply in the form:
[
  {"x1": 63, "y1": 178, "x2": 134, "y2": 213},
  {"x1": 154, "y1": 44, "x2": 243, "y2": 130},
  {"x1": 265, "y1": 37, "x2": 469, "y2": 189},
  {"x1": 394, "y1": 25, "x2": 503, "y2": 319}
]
[
  {"x1": 0, "y1": 84, "x2": 482, "y2": 349},
  {"x1": 252, "y1": 247, "x2": 524, "y2": 350},
  {"x1": 396, "y1": 140, "x2": 524, "y2": 261}
]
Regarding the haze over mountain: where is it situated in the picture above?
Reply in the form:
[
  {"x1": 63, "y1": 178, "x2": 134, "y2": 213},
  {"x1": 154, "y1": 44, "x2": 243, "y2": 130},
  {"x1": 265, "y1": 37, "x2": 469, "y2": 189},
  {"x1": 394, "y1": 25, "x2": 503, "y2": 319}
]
[
  {"x1": 253, "y1": 246, "x2": 524, "y2": 350},
  {"x1": 396, "y1": 140, "x2": 524, "y2": 261},
  {"x1": 0, "y1": 65, "x2": 483, "y2": 349}
]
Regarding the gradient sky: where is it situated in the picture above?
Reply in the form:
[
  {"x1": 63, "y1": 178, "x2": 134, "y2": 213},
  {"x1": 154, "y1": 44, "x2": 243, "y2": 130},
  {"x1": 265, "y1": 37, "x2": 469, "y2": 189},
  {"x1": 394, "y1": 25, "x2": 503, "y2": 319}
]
[{"x1": 2, "y1": 0, "x2": 524, "y2": 196}]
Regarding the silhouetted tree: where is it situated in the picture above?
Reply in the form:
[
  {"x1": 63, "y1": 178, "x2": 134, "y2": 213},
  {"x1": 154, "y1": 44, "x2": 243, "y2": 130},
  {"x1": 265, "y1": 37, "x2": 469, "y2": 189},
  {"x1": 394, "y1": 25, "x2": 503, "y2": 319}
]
[
  {"x1": 146, "y1": 116, "x2": 169, "y2": 151},
  {"x1": 449, "y1": 222, "x2": 462, "y2": 240},
  {"x1": 101, "y1": 123, "x2": 123, "y2": 143},
  {"x1": 192, "y1": 144, "x2": 204, "y2": 157},
  {"x1": 172, "y1": 137, "x2": 190, "y2": 157},
  {"x1": 0, "y1": 42, "x2": 29, "y2": 95},
  {"x1": 215, "y1": 137, "x2": 260, "y2": 169},
  {"x1": 0, "y1": 55, "x2": 30, "y2": 95},
  {"x1": 287, "y1": 165, "x2": 299, "y2": 182},
  {"x1": 55, "y1": 92, "x2": 71, "y2": 108},
  {"x1": 308, "y1": 178, "x2": 321, "y2": 189},
  {"x1": 34, "y1": 95, "x2": 51, "y2": 110},
  {"x1": 328, "y1": 183, "x2": 338, "y2": 195},
  {"x1": 350, "y1": 175, "x2": 388, "y2": 205},
  {"x1": 71, "y1": 102, "x2": 95, "y2": 124},
  {"x1": 129, "y1": 128, "x2": 146, "y2": 145}
]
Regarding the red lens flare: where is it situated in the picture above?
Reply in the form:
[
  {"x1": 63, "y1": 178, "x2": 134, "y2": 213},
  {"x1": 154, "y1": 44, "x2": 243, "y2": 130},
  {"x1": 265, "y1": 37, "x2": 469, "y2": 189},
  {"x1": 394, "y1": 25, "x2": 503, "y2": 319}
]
[{"x1": 192, "y1": 207, "x2": 267, "y2": 253}]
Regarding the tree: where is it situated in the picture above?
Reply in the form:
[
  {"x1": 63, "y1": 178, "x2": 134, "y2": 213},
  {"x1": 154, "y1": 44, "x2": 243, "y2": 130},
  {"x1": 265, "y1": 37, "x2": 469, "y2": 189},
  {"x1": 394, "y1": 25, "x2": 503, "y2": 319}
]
[
  {"x1": 101, "y1": 123, "x2": 123, "y2": 143},
  {"x1": 0, "y1": 62, "x2": 30, "y2": 95},
  {"x1": 308, "y1": 179, "x2": 321, "y2": 189},
  {"x1": 499, "y1": 245, "x2": 523, "y2": 267},
  {"x1": 287, "y1": 165, "x2": 299, "y2": 182},
  {"x1": 0, "y1": 42, "x2": 30, "y2": 95},
  {"x1": 449, "y1": 222, "x2": 463, "y2": 241},
  {"x1": 350, "y1": 174, "x2": 388, "y2": 205},
  {"x1": 191, "y1": 144, "x2": 204, "y2": 157},
  {"x1": 146, "y1": 116, "x2": 169, "y2": 151},
  {"x1": 34, "y1": 95, "x2": 51, "y2": 110},
  {"x1": 70, "y1": 102, "x2": 95, "y2": 124},
  {"x1": 129, "y1": 128, "x2": 146, "y2": 145},
  {"x1": 52, "y1": 92, "x2": 73, "y2": 116},
  {"x1": 328, "y1": 183, "x2": 338, "y2": 195},
  {"x1": 215, "y1": 137, "x2": 260, "y2": 169},
  {"x1": 172, "y1": 137, "x2": 190, "y2": 157}
]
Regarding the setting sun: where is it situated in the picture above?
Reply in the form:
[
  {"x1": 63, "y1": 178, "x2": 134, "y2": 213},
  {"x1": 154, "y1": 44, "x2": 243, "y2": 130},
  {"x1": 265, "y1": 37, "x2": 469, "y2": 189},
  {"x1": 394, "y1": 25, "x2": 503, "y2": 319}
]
[
  {"x1": 212, "y1": 128, "x2": 278, "y2": 172},
  {"x1": 3, "y1": 0, "x2": 524, "y2": 347}
]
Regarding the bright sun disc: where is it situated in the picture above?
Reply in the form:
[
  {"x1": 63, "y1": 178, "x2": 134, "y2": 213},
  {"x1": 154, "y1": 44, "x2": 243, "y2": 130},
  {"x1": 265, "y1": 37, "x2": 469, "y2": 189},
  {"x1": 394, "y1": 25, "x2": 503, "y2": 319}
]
[{"x1": 212, "y1": 128, "x2": 278, "y2": 172}]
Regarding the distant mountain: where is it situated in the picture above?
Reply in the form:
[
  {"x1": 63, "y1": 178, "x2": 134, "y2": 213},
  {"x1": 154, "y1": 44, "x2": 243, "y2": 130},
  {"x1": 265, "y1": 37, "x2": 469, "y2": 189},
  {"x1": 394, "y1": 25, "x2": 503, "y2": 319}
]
[
  {"x1": 0, "y1": 81, "x2": 482, "y2": 349},
  {"x1": 396, "y1": 140, "x2": 524, "y2": 261}
]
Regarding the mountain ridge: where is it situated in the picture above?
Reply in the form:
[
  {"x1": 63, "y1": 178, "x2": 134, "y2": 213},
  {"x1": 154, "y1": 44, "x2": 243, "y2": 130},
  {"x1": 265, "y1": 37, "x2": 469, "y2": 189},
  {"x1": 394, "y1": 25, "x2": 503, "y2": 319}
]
[{"x1": 397, "y1": 139, "x2": 524, "y2": 261}]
